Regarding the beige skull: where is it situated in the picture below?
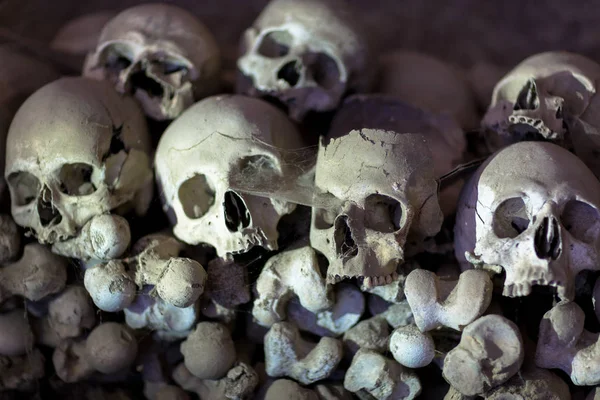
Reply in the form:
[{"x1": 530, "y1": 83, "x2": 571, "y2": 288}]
[
  {"x1": 237, "y1": 0, "x2": 370, "y2": 121},
  {"x1": 155, "y1": 95, "x2": 305, "y2": 257},
  {"x1": 455, "y1": 141, "x2": 600, "y2": 300},
  {"x1": 5, "y1": 77, "x2": 152, "y2": 249},
  {"x1": 83, "y1": 4, "x2": 221, "y2": 120}
]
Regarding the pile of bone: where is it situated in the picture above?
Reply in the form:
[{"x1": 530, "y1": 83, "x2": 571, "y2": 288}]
[{"x1": 2, "y1": 0, "x2": 600, "y2": 399}]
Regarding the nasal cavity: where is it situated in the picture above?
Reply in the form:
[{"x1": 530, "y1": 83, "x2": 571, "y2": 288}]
[
  {"x1": 37, "y1": 186, "x2": 62, "y2": 227},
  {"x1": 130, "y1": 71, "x2": 164, "y2": 97},
  {"x1": 334, "y1": 215, "x2": 358, "y2": 259},
  {"x1": 277, "y1": 61, "x2": 301, "y2": 87},
  {"x1": 223, "y1": 191, "x2": 251, "y2": 232},
  {"x1": 534, "y1": 216, "x2": 561, "y2": 260}
]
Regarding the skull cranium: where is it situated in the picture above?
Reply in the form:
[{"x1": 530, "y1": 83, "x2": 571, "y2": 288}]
[
  {"x1": 455, "y1": 141, "x2": 600, "y2": 300},
  {"x1": 83, "y1": 4, "x2": 221, "y2": 121},
  {"x1": 154, "y1": 95, "x2": 305, "y2": 257},
  {"x1": 5, "y1": 77, "x2": 152, "y2": 256},
  {"x1": 310, "y1": 127, "x2": 443, "y2": 288},
  {"x1": 237, "y1": 0, "x2": 370, "y2": 121}
]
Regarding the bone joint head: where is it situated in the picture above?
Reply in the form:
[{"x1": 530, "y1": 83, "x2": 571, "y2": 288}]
[
  {"x1": 180, "y1": 322, "x2": 237, "y2": 380},
  {"x1": 83, "y1": 3, "x2": 221, "y2": 120},
  {"x1": 404, "y1": 268, "x2": 493, "y2": 332},
  {"x1": 443, "y1": 314, "x2": 524, "y2": 396},
  {"x1": 52, "y1": 322, "x2": 137, "y2": 382},
  {"x1": 536, "y1": 300, "x2": 600, "y2": 386},
  {"x1": 264, "y1": 321, "x2": 343, "y2": 385},
  {"x1": 344, "y1": 348, "x2": 422, "y2": 400}
]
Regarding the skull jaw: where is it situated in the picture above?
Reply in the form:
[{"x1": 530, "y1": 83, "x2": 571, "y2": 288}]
[{"x1": 134, "y1": 82, "x2": 194, "y2": 121}]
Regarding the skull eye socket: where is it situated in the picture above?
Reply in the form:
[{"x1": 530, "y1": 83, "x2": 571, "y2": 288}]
[
  {"x1": 309, "y1": 52, "x2": 341, "y2": 90},
  {"x1": 561, "y1": 200, "x2": 600, "y2": 243},
  {"x1": 364, "y1": 194, "x2": 403, "y2": 233},
  {"x1": 102, "y1": 45, "x2": 133, "y2": 72},
  {"x1": 493, "y1": 197, "x2": 530, "y2": 238},
  {"x1": 57, "y1": 163, "x2": 97, "y2": 196},
  {"x1": 7, "y1": 171, "x2": 40, "y2": 206},
  {"x1": 178, "y1": 174, "x2": 216, "y2": 219},
  {"x1": 257, "y1": 30, "x2": 293, "y2": 58},
  {"x1": 513, "y1": 79, "x2": 540, "y2": 111}
]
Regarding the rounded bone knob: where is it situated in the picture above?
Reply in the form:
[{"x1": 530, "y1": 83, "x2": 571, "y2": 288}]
[
  {"x1": 84, "y1": 260, "x2": 136, "y2": 312},
  {"x1": 89, "y1": 214, "x2": 131, "y2": 260},
  {"x1": 180, "y1": 322, "x2": 236, "y2": 379},
  {"x1": 85, "y1": 322, "x2": 138, "y2": 374},
  {"x1": 156, "y1": 258, "x2": 207, "y2": 308},
  {"x1": 389, "y1": 324, "x2": 435, "y2": 368}
]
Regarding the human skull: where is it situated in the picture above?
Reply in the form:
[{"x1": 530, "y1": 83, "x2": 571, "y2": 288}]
[
  {"x1": 83, "y1": 4, "x2": 221, "y2": 121},
  {"x1": 237, "y1": 0, "x2": 370, "y2": 121},
  {"x1": 482, "y1": 52, "x2": 600, "y2": 151},
  {"x1": 5, "y1": 77, "x2": 152, "y2": 253},
  {"x1": 455, "y1": 141, "x2": 600, "y2": 300},
  {"x1": 155, "y1": 95, "x2": 305, "y2": 257},
  {"x1": 310, "y1": 128, "x2": 443, "y2": 287}
]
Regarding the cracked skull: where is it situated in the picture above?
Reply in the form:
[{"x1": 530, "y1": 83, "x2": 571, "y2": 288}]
[
  {"x1": 310, "y1": 129, "x2": 443, "y2": 287},
  {"x1": 455, "y1": 141, "x2": 600, "y2": 300},
  {"x1": 83, "y1": 3, "x2": 221, "y2": 121},
  {"x1": 482, "y1": 52, "x2": 600, "y2": 151},
  {"x1": 5, "y1": 77, "x2": 152, "y2": 248},
  {"x1": 236, "y1": 0, "x2": 370, "y2": 120},
  {"x1": 155, "y1": 95, "x2": 305, "y2": 257}
]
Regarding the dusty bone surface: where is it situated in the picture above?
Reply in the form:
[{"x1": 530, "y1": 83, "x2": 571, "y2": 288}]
[
  {"x1": 443, "y1": 314, "x2": 524, "y2": 396},
  {"x1": 536, "y1": 300, "x2": 600, "y2": 386},
  {"x1": 6, "y1": 77, "x2": 153, "y2": 260},
  {"x1": 85, "y1": 233, "x2": 206, "y2": 312},
  {"x1": 344, "y1": 348, "x2": 422, "y2": 400},
  {"x1": 252, "y1": 246, "x2": 332, "y2": 328},
  {"x1": 52, "y1": 322, "x2": 138, "y2": 383},
  {"x1": 310, "y1": 127, "x2": 443, "y2": 287},
  {"x1": 404, "y1": 268, "x2": 493, "y2": 332},
  {"x1": 0, "y1": 243, "x2": 68, "y2": 305},
  {"x1": 33, "y1": 285, "x2": 96, "y2": 348},
  {"x1": 264, "y1": 321, "x2": 343, "y2": 385}
]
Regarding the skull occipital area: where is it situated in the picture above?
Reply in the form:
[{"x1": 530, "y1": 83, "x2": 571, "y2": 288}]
[
  {"x1": 236, "y1": 0, "x2": 371, "y2": 121},
  {"x1": 455, "y1": 141, "x2": 600, "y2": 300},
  {"x1": 83, "y1": 3, "x2": 221, "y2": 121},
  {"x1": 5, "y1": 77, "x2": 152, "y2": 251},
  {"x1": 155, "y1": 94, "x2": 306, "y2": 257}
]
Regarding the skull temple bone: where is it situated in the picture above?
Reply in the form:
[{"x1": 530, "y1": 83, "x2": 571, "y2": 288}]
[
  {"x1": 84, "y1": 3, "x2": 221, "y2": 121},
  {"x1": 455, "y1": 141, "x2": 600, "y2": 300},
  {"x1": 154, "y1": 95, "x2": 306, "y2": 257},
  {"x1": 5, "y1": 77, "x2": 153, "y2": 260},
  {"x1": 482, "y1": 51, "x2": 600, "y2": 152},
  {"x1": 310, "y1": 129, "x2": 443, "y2": 288},
  {"x1": 237, "y1": 0, "x2": 371, "y2": 121}
]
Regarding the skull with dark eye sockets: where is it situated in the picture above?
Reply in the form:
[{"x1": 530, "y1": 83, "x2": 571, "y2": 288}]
[
  {"x1": 83, "y1": 3, "x2": 221, "y2": 121},
  {"x1": 455, "y1": 141, "x2": 600, "y2": 300}
]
